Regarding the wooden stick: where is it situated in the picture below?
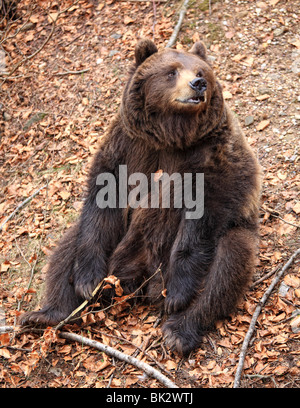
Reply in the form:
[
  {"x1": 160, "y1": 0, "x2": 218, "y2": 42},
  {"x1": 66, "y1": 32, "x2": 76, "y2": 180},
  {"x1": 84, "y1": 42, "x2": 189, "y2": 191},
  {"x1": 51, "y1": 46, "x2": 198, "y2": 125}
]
[
  {"x1": 251, "y1": 266, "x2": 279, "y2": 288},
  {"x1": 0, "y1": 326, "x2": 15, "y2": 334},
  {"x1": 59, "y1": 331, "x2": 178, "y2": 388},
  {"x1": 53, "y1": 68, "x2": 90, "y2": 76},
  {"x1": 233, "y1": 248, "x2": 300, "y2": 388},
  {"x1": 0, "y1": 184, "x2": 47, "y2": 232},
  {"x1": 116, "y1": 0, "x2": 168, "y2": 2},
  {"x1": 166, "y1": 0, "x2": 190, "y2": 48}
]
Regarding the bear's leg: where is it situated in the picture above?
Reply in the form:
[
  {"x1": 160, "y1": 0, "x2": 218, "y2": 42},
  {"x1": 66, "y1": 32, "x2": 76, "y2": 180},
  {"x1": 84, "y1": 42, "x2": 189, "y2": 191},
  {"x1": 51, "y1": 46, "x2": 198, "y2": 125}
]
[
  {"x1": 19, "y1": 225, "x2": 83, "y2": 326},
  {"x1": 162, "y1": 228, "x2": 257, "y2": 356},
  {"x1": 72, "y1": 201, "x2": 124, "y2": 300},
  {"x1": 108, "y1": 228, "x2": 148, "y2": 296},
  {"x1": 165, "y1": 219, "x2": 214, "y2": 314}
]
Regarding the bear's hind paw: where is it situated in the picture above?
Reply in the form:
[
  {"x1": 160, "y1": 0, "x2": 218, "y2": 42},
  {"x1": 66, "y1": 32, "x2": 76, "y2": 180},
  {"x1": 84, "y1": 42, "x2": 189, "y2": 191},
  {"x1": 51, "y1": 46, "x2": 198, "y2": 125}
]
[
  {"x1": 19, "y1": 309, "x2": 65, "y2": 327},
  {"x1": 162, "y1": 315, "x2": 203, "y2": 356}
]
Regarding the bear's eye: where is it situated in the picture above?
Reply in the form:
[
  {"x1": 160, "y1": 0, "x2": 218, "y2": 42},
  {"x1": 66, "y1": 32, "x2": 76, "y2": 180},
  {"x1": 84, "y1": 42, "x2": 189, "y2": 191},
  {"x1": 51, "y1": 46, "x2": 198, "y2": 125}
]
[
  {"x1": 196, "y1": 71, "x2": 203, "y2": 77},
  {"x1": 167, "y1": 70, "x2": 177, "y2": 79}
]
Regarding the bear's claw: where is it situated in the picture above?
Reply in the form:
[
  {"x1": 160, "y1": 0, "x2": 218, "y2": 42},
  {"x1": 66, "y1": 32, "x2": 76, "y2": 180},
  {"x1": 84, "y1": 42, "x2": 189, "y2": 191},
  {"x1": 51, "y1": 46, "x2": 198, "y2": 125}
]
[{"x1": 162, "y1": 314, "x2": 204, "y2": 357}]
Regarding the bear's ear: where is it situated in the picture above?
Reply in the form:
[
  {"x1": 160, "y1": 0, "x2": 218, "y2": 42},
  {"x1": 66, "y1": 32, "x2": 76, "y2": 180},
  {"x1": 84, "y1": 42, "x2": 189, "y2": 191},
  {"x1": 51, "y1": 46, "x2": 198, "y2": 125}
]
[
  {"x1": 135, "y1": 39, "x2": 158, "y2": 67},
  {"x1": 190, "y1": 41, "x2": 208, "y2": 61}
]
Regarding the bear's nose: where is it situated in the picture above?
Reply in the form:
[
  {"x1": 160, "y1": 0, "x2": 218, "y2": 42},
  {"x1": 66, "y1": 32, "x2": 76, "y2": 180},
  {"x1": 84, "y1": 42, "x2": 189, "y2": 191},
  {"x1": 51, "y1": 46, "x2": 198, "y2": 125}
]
[{"x1": 189, "y1": 77, "x2": 207, "y2": 93}]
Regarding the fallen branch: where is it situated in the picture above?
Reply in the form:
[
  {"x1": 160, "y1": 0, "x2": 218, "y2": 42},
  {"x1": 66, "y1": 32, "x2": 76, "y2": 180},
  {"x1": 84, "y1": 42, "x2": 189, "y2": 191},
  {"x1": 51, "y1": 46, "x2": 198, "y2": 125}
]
[
  {"x1": 166, "y1": 0, "x2": 190, "y2": 48},
  {"x1": 251, "y1": 266, "x2": 280, "y2": 288},
  {"x1": 0, "y1": 184, "x2": 47, "y2": 233},
  {"x1": 59, "y1": 331, "x2": 178, "y2": 388},
  {"x1": 53, "y1": 68, "x2": 90, "y2": 76},
  {"x1": 0, "y1": 326, "x2": 15, "y2": 334},
  {"x1": 233, "y1": 247, "x2": 300, "y2": 388},
  {"x1": 116, "y1": 0, "x2": 168, "y2": 2}
]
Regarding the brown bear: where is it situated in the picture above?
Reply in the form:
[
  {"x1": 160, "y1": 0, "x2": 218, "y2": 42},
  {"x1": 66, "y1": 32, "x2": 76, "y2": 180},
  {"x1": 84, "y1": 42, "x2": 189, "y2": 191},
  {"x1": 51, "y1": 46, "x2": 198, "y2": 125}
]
[{"x1": 20, "y1": 39, "x2": 261, "y2": 356}]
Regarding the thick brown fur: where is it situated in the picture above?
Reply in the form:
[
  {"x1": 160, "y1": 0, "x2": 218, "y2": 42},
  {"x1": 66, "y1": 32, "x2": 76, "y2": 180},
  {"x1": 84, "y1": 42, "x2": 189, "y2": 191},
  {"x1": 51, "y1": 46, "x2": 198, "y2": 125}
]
[{"x1": 20, "y1": 39, "x2": 261, "y2": 356}]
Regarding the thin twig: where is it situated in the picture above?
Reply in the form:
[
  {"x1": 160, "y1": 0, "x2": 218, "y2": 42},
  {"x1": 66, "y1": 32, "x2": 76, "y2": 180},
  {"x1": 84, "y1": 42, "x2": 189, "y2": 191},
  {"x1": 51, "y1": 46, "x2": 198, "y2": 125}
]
[
  {"x1": 166, "y1": 0, "x2": 190, "y2": 48},
  {"x1": 1, "y1": 0, "x2": 81, "y2": 79},
  {"x1": 4, "y1": 18, "x2": 57, "y2": 78},
  {"x1": 53, "y1": 68, "x2": 90, "y2": 76},
  {"x1": 0, "y1": 184, "x2": 47, "y2": 232},
  {"x1": 261, "y1": 206, "x2": 299, "y2": 229},
  {"x1": 15, "y1": 181, "x2": 49, "y2": 322},
  {"x1": 251, "y1": 266, "x2": 280, "y2": 288},
  {"x1": 115, "y1": 0, "x2": 167, "y2": 2},
  {"x1": 59, "y1": 331, "x2": 178, "y2": 388},
  {"x1": 234, "y1": 248, "x2": 300, "y2": 388}
]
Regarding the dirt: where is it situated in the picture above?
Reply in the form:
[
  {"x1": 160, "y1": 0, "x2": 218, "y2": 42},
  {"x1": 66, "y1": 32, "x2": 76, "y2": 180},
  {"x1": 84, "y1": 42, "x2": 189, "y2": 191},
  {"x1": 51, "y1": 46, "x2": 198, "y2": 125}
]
[{"x1": 0, "y1": 0, "x2": 299, "y2": 389}]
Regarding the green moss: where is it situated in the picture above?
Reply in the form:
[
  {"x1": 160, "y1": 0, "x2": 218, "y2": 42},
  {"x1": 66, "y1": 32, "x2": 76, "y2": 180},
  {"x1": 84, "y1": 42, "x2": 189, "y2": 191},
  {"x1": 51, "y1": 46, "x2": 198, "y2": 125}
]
[
  {"x1": 197, "y1": 0, "x2": 219, "y2": 12},
  {"x1": 207, "y1": 22, "x2": 224, "y2": 41}
]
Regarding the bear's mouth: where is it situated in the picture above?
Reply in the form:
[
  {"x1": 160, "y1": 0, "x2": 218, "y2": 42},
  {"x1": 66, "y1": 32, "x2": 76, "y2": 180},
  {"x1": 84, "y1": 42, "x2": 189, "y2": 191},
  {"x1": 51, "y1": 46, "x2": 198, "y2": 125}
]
[{"x1": 176, "y1": 91, "x2": 207, "y2": 105}]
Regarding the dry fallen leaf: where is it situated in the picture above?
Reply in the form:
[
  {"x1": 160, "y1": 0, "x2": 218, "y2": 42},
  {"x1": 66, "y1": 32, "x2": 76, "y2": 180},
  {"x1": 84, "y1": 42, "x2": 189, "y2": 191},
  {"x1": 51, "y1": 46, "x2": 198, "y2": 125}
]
[
  {"x1": 0, "y1": 333, "x2": 10, "y2": 346},
  {"x1": 284, "y1": 274, "x2": 300, "y2": 288},
  {"x1": 257, "y1": 119, "x2": 270, "y2": 131},
  {"x1": 223, "y1": 90, "x2": 233, "y2": 100},
  {"x1": 124, "y1": 16, "x2": 134, "y2": 25},
  {"x1": 256, "y1": 94, "x2": 270, "y2": 101},
  {"x1": 0, "y1": 348, "x2": 11, "y2": 359},
  {"x1": 153, "y1": 169, "x2": 164, "y2": 182},
  {"x1": 277, "y1": 171, "x2": 287, "y2": 180},
  {"x1": 270, "y1": 0, "x2": 280, "y2": 5},
  {"x1": 289, "y1": 39, "x2": 300, "y2": 49},
  {"x1": 29, "y1": 14, "x2": 40, "y2": 23},
  {"x1": 225, "y1": 30, "x2": 235, "y2": 39},
  {"x1": 48, "y1": 13, "x2": 59, "y2": 23},
  {"x1": 104, "y1": 275, "x2": 119, "y2": 285},
  {"x1": 232, "y1": 54, "x2": 246, "y2": 62},
  {"x1": 165, "y1": 360, "x2": 178, "y2": 370},
  {"x1": 278, "y1": 214, "x2": 298, "y2": 235},
  {"x1": 192, "y1": 32, "x2": 200, "y2": 43},
  {"x1": 241, "y1": 56, "x2": 254, "y2": 67},
  {"x1": 24, "y1": 32, "x2": 34, "y2": 42},
  {"x1": 1, "y1": 261, "x2": 10, "y2": 272},
  {"x1": 292, "y1": 202, "x2": 300, "y2": 214},
  {"x1": 58, "y1": 191, "x2": 71, "y2": 200}
]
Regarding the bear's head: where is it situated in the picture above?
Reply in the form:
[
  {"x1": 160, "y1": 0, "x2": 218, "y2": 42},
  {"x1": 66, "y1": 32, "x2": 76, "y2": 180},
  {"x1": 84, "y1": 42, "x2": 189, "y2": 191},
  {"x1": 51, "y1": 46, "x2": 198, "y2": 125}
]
[{"x1": 121, "y1": 39, "x2": 225, "y2": 149}]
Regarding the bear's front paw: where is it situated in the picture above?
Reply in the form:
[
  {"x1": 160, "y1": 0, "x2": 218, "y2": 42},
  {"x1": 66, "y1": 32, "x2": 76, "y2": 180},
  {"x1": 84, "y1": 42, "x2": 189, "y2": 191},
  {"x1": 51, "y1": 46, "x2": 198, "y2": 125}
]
[
  {"x1": 162, "y1": 314, "x2": 203, "y2": 356},
  {"x1": 73, "y1": 259, "x2": 107, "y2": 300},
  {"x1": 74, "y1": 277, "x2": 101, "y2": 300}
]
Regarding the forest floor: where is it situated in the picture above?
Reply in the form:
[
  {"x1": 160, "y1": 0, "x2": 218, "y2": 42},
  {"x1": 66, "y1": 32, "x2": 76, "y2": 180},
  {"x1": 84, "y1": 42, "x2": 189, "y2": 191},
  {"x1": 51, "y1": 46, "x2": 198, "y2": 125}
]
[{"x1": 0, "y1": 0, "x2": 299, "y2": 389}]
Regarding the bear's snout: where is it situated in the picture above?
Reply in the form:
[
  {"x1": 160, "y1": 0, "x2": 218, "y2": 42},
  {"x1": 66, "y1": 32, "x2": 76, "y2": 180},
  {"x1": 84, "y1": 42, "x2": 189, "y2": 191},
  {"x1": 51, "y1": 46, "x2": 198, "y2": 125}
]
[{"x1": 189, "y1": 77, "x2": 207, "y2": 94}]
